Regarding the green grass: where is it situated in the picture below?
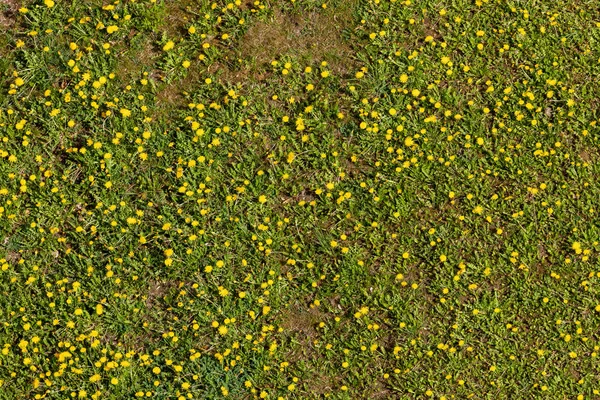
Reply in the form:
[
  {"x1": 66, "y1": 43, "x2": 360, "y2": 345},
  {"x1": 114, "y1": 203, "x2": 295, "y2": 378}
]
[{"x1": 1, "y1": 0, "x2": 600, "y2": 398}]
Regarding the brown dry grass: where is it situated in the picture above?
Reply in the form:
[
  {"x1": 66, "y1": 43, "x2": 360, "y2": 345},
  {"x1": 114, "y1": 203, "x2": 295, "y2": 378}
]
[
  {"x1": 281, "y1": 305, "x2": 326, "y2": 334},
  {"x1": 0, "y1": 0, "x2": 19, "y2": 29},
  {"x1": 114, "y1": 37, "x2": 161, "y2": 83},
  {"x1": 0, "y1": 0, "x2": 20, "y2": 62},
  {"x1": 151, "y1": 63, "x2": 207, "y2": 122},
  {"x1": 119, "y1": 1, "x2": 361, "y2": 128},
  {"x1": 160, "y1": 0, "x2": 194, "y2": 36},
  {"x1": 144, "y1": 280, "x2": 177, "y2": 310},
  {"x1": 238, "y1": 3, "x2": 357, "y2": 75}
]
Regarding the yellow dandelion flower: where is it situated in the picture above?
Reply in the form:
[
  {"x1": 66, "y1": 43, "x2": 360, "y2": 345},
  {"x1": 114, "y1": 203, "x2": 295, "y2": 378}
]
[{"x1": 163, "y1": 41, "x2": 175, "y2": 51}]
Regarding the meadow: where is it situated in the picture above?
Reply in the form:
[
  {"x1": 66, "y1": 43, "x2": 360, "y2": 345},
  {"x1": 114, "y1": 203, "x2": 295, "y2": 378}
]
[{"x1": 1, "y1": 0, "x2": 600, "y2": 398}]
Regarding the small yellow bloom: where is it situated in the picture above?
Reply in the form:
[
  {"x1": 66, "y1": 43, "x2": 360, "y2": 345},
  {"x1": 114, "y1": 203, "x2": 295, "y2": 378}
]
[{"x1": 163, "y1": 41, "x2": 175, "y2": 51}]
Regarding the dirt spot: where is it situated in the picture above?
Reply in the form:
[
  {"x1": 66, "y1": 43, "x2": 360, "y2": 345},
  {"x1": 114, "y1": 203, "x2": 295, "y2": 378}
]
[
  {"x1": 152, "y1": 76, "x2": 194, "y2": 122},
  {"x1": 159, "y1": 0, "x2": 194, "y2": 37},
  {"x1": 99, "y1": 331, "x2": 120, "y2": 347},
  {"x1": 145, "y1": 280, "x2": 178, "y2": 309},
  {"x1": 239, "y1": 3, "x2": 357, "y2": 75},
  {"x1": 115, "y1": 35, "x2": 161, "y2": 82},
  {"x1": 154, "y1": 82, "x2": 185, "y2": 113},
  {"x1": 368, "y1": 381, "x2": 394, "y2": 399},
  {"x1": 579, "y1": 150, "x2": 594, "y2": 163},
  {"x1": 5, "y1": 250, "x2": 21, "y2": 263},
  {"x1": 215, "y1": 59, "x2": 272, "y2": 85},
  {"x1": 423, "y1": 17, "x2": 443, "y2": 41},
  {"x1": 280, "y1": 304, "x2": 325, "y2": 336},
  {"x1": 280, "y1": 188, "x2": 317, "y2": 205},
  {"x1": 308, "y1": 374, "x2": 342, "y2": 396},
  {"x1": 537, "y1": 243, "x2": 548, "y2": 261},
  {"x1": 0, "y1": 0, "x2": 19, "y2": 30},
  {"x1": 280, "y1": 304, "x2": 329, "y2": 366}
]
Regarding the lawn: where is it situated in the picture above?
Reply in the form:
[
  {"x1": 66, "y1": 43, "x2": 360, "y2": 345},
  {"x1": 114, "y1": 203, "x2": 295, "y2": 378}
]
[{"x1": 1, "y1": 0, "x2": 600, "y2": 398}]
